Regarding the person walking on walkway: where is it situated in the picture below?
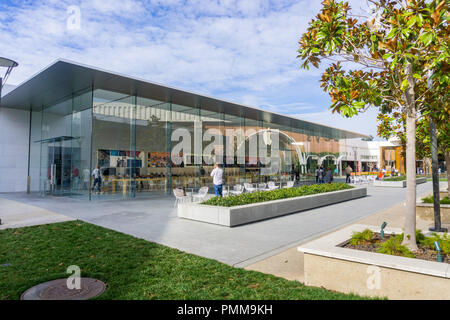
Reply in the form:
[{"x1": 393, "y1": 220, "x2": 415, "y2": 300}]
[
  {"x1": 324, "y1": 167, "x2": 334, "y2": 184},
  {"x1": 318, "y1": 166, "x2": 325, "y2": 184},
  {"x1": 210, "y1": 163, "x2": 223, "y2": 197},
  {"x1": 345, "y1": 165, "x2": 353, "y2": 183}
]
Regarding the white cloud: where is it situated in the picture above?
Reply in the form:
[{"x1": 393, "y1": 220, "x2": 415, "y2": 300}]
[
  {"x1": 295, "y1": 108, "x2": 382, "y2": 139},
  {"x1": 0, "y1": 0, "x2": 380, "y2": 138},
  {"x1": 0, "y1": 0, "x2": 320, "y2": 90}
]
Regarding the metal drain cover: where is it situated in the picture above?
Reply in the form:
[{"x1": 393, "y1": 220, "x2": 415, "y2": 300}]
[{"x1": 21, "y1": 278, "x2": 107, "y2": 300}]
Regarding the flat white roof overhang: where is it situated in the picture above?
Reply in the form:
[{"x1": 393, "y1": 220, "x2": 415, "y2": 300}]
[{"x1": 1, "y1": 59, "x2": 367, "y2": 140}]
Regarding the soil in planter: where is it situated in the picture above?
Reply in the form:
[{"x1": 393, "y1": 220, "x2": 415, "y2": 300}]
[{"x1": 341, "y1": 233, "x2": 449, "y2": 264}]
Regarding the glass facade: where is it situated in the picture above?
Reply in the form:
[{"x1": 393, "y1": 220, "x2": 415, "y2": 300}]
[{"x1": 28, "y1": 84, "x2": 349, "y2": 201}]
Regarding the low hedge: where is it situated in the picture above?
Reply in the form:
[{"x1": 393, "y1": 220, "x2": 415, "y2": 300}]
[
  {"x1": 202, "y1": 183, "x2": 354, "y2": 207},
  {"x1": 383, "y1": 176, "x2": 407, "y2": 181},
  {"x1": 422, "y1": 196, "x2": 450, "y2": 205},
  {"x1": 383, "y1": 175, "x2": 423, "y2": 182}
]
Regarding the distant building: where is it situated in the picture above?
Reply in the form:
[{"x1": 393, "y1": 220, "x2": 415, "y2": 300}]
[{"x1": 339, "y1": 137, "x2": 432, "y2": 175}]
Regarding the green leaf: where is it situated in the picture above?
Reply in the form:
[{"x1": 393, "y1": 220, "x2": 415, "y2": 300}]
[
  {"x1": 401, "y1": 28, "x2": 411, "y2": 39},
  {"x1": 382, "y1": 53, "x2": 393, "y2": 60},
  {"x1": 419, "y1": 32, "x2": 433, "y2": 46},
  {"x1": 352, "y1": 101, "x2": 366, "y2": 109},
  {"x1": 400, "y1": 79, "x2": 409, "y2": 91},
  {"x1": 386, "y1": 28, "x2": 397, "y2": 39},
  {"x1": 406, "y1": 16, "x2": 417, "y2": 28},
  {"x1": 417, "y1": 14, "x2": 424, "y2": 27},
  {"x1": 317, "y1": 31, "x2": 327, "y2": 41},
  {"x1": 390, "y1": 56, "x2": 398, "y2": 70}
]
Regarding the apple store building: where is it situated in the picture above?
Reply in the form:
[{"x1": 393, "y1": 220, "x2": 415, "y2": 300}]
[{"x1": 0, "y1": 60, "x2": 365, "y2": 200}]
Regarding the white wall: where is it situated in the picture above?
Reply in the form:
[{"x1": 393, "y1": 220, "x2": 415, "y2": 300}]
[{"x1": 0, "y1": 107, "x2": 30, "y2": 192}]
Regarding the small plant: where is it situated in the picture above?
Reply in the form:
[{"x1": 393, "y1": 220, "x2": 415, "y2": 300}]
[
  {"x1": 350, "y1": 229, "x2": 375, "y2": 245},
  {"x1": 419, "y1": 232, "x2": 450, "y2": 255},
  {"x1": 415, "y1": 230, "x2": 426, "y2": 243},
  {"x1": 377, "y1": 235, "x2": 415, "y2": 258}
]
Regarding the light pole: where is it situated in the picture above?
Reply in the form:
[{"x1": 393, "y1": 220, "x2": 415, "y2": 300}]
[
  {"x1": 352, "y1": 146, "x2": 358, "y2": 173},
  {"x1": 0, "y1": 57, "x2": 19, "y2": 106},
  {"x1": 427, "y1": 72, "x2": 447, "y2": 232}
]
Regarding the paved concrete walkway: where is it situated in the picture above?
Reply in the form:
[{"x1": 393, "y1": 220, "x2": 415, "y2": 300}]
[
  {"x1": 0, "y1": 182, "x2": 439, "y2": 268},
  {"x1": 245, "y1": 182, "x2": 448, "y2": 283},
  {"x1": 0, "y1": 197, "x2": 74, "y2": 230}
]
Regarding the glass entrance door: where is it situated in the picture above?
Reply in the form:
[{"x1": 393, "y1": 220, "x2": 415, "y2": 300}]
[
  {"x1": 48, "y1": 140, "x2": 72, "y2": 196},
  {"x1": 39, "y1": 137, "x2": 74, "y2": 197}
]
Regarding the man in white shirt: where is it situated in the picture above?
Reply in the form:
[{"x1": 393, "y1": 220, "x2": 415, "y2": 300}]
[
  {"x1": 91, "y1": 166, "x2": 102, "y2": 194},
  {"x1": 210, "y1": 163, "x2": 224, "y2": 197}
]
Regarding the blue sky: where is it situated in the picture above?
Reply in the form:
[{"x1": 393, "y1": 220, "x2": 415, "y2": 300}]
[{"x1": 0, "y1": 0, "x2": 380, "y2": 137}]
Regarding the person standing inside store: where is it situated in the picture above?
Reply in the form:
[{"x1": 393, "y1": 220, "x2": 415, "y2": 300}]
[
  {"x1": 315, "y1": 167, "x2": 319, "y2": 183},
  {"x1": 345, "y1": 165, "x2": 353, "y2": 183},
  {"x1": 83, "y1": 168, "x2": 90, "y2": 190},
  {"x1": 72, "y1": 165, "x2": 80, "y2": 190},
  {"x1": 92, "y1": 165, "x2": 102, "y2": 194},
  {"x1": 210, "y1": 163, "x2": 223, "y2": 197}
]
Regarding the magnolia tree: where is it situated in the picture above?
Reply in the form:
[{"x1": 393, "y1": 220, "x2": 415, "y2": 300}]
[{"x1": 297, "y1": 0, "x2": 448, "y2": 250}]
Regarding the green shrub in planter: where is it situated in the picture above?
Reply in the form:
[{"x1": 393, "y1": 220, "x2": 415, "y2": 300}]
[
  {"x1": 377, "y1": 234, "x2": 415, "y2": 258},
  {"x1": 419, "y1": 232, "x2": 450, "y2": 255},
  {"x1": 202, "y1": 183, "x2": 354, "y2": 207},
  {"x1": 421, "y1": 196, "x2": 450, "y2": 205},
  {"x1": 350, "y1": 229, "x2": 375, "y2": 245},
  {"x1": 383, "y1": 176, "x2": 406, "y2": 181}
]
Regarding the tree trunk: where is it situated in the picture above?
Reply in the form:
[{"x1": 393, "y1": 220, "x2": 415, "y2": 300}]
[
  {"x1": 402, "y1": 64, "x2": 418, "y2": 251},
  {"x1": 445, "y1": 150, "x2": 450, "y2": 197}
]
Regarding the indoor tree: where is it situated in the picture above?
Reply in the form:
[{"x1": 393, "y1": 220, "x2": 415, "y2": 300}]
[{"x1": 297, "y1": 0, "x2": 448, "y2": 250}]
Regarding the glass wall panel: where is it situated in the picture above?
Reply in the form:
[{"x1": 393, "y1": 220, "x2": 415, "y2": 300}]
[
  {"x1": 27, "y1": 85, "x2": 357, "y2": 200},
  {"x1": 200, "y1": 106, "x2": 224, "y2": 190},
  {"x1": 261, "y1": 120, "x2": 293, "y2": 185},
  {"x1": 244, "y1": 117, "x2": 261, "y2": 185},
  {"x1": 39, "y1": 97, "x2": 73, "y2": 196},
  {"x1": 290, "y1": 124, "x2": 312, "y2": 183},
  {"x1": 70, "y1": 90, "x2": 93, "y2": 199},
  {"x1": 171, "y1": 103, "x2": 201, "y2": 192},
  {"x1": 91, "y1": 90, "x2": 135, "y2": 199},
  {"x1": 223, "y1": 113, "x2": 246, "y2": 188},
  {"x1": 135, "y1": 97, "x2": 171, "y2": 197}
]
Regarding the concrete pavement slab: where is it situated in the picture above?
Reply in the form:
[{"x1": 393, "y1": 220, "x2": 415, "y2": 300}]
[{"x1": 0, "y1": 181, "x2": 440, "y2": 267}]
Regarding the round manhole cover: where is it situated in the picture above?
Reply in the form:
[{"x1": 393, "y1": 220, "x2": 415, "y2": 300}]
[{"x1": 21, "y1": 278, "x2": 107, "y2": 300}]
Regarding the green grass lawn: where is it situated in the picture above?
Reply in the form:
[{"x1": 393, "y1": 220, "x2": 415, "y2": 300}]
[{"x1": 0, "y1": 221, "x2": 367, "y2": 300}]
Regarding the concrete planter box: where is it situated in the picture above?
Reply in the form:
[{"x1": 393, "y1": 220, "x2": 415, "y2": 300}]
[
  {"x1": 373, "y1": 177, "x2": 427, "y2": 188},
  {"x1": 178, "y1": 187, "x2": 367, "y2": 227},
  {"x1": 417, "y1": 202, "x2": 450, "y2": 224},
  {"x1": 298, "y1": 224, "x2": 450, "y2": 300}
]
